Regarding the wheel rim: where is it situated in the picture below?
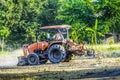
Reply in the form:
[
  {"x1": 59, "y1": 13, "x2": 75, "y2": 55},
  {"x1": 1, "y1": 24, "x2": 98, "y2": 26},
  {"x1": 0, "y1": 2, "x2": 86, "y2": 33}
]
[
  {"x1": 87, "y1": 49, "x2": 95, "y2": 57},
  {"x1": 51, "y1": 49, "x2": 61, "y2": 60},
  {"x1": 29, "y1": 56, "x2": 36, "y2": 63}
]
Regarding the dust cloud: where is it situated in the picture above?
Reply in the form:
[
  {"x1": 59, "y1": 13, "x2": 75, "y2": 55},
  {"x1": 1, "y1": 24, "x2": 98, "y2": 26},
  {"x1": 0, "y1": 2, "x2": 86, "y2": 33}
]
[{"x1": 0, "y1": 49, "x2": 23, "y2": 67}]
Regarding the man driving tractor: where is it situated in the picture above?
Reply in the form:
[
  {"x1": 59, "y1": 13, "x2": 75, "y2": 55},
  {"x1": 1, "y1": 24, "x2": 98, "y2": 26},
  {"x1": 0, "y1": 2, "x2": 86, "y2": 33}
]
[
  {"x1": 53, "y1": 31, "x2": 63, "y2": 41},
  {"x1": 17, "y1": 25, "x2": 95, "y2": 66}
]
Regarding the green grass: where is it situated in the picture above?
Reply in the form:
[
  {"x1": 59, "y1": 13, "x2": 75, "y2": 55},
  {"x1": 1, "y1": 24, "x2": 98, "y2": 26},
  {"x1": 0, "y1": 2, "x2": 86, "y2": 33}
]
[
  {"x1": 97, "y1": 52, "x2": 120, "y2": 58},
  {"x1": 88, "y1": 43, "x2": 120, "y2": 52},
  {"x1": 85, "y1": 43, "x2": 120, "y2": 58}
]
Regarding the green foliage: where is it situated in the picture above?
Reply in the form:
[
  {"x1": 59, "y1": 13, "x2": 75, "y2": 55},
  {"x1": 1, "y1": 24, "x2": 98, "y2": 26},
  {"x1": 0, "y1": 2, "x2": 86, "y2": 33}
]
[
  {"x1": 40, "y1": 0, "x2": 59, "y2": 25},
  {"x1": 100, "y1": 0, "x2": 120, "y2": 33},
  {"x1": 86, "y1": 19, "x2": 104, "y2": 44},
  {"x1": 0, "y1": 27, "x2": 10, "y2": 38},
  {"x1": 70, "y1": 23, "x2": 87, "y2": 43},
  {"x1": 0, "y1": 0, "x2": 120, "y2": 49},
  {"x1": 57, "y1": 0, "x2": 108, "y2": 44},
  {"x1": 0, "y1": 0, "x2": 59, "y2": 45},
  {"x1": 0, "y1": 27, "x2": 10, "y2": 52}
]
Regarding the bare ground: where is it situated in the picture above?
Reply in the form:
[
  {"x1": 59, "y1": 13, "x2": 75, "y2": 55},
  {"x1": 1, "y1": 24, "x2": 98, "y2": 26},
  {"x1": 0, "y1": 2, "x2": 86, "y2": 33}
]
[{"x1": 0, "y1": 57, "x2": 120, "y2": 80}]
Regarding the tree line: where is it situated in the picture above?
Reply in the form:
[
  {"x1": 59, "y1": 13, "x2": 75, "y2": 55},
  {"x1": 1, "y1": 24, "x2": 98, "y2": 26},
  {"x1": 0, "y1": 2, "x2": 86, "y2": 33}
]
[{"x1": 0, "y1": 0, "x2": 120, "y2": 48}]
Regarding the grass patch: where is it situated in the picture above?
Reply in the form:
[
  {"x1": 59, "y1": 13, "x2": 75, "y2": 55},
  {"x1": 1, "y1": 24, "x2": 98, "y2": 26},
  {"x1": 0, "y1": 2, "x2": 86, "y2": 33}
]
[
  {"x1": 86, "y1": 43, "x2": 120, "y2": 58},
  {"x1": 88, "y1": 43, "x2": 120, "y2": 52},
  {"x1": 102, "y1": 52, "x2": 120, "y2": 58}
]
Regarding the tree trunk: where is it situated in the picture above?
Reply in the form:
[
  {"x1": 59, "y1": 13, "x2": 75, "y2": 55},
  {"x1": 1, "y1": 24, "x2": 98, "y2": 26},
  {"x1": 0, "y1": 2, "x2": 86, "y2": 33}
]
[{"x1": 1, "y1": 37, "x2": 4, "y2": 53}]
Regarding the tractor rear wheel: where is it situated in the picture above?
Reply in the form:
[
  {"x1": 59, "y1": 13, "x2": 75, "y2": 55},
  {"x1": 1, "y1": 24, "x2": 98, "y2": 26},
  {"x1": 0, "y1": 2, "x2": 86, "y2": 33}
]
[
  {"x1": 27, "y1": 53, "x2": 39, "y2": 65},
  {"x1": 48, "y1": 44, "x2": 66, "y2": 63}
]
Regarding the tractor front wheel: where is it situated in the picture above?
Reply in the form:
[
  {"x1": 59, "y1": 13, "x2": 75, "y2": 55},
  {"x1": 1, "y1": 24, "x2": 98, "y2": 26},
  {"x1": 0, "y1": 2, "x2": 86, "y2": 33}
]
[
  {"x1": 27, "y1": 53, "x2": 39, "y2": 65},
  {"x1": 48, "y1": 44, "x2": 66, "y2": 63}
]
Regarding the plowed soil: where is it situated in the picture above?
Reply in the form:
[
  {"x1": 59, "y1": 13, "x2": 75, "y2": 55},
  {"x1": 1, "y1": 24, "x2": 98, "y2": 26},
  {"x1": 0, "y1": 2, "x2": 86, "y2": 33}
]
[{"x1": 0, "y1": 57, "x2": 120, "y2": 80}]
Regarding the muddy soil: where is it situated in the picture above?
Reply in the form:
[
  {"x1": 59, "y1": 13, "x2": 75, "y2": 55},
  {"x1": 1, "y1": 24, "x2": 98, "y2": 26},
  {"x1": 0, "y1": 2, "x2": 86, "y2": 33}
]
[{"x1": 0, "y1": 57, "x2": 120, "y2": 80}]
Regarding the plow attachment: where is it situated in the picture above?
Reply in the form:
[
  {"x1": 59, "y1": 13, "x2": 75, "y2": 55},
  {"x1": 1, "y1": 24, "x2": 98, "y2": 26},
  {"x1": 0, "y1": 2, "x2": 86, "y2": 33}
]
[
  {"x1": 17, "y1": 56, "x2": 28, "y2": 66},
  {"x1": 68, "y1": 44, "x2": 95, "y2": 57}
]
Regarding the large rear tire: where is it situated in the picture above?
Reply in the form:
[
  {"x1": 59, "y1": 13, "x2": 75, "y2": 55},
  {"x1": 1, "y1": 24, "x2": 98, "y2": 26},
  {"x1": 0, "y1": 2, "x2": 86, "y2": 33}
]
[
  {"x1": 48, "y1": 44, "x2": 66, "y2": 63},
  {"x1": 27, "y1": 53, "x2": 39, "y2": 65}
]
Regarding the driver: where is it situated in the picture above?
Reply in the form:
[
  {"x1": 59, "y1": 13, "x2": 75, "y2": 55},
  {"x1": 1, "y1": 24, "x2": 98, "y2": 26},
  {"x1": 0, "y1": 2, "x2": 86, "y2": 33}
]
[{"x1": 53, "y1": 32, "x2": 63, "y2": 41}]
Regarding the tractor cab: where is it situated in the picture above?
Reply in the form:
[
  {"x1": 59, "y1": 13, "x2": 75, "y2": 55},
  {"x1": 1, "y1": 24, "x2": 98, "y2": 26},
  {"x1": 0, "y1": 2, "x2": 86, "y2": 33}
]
[
  {"x1": 17, "y1": 25, "x2": 95, "y2": 66},
  {"x1": 17, "y1": 25, "x2": 71, "y2": 66},
  {"x1": 38, "y1": 25, "x2": 70, "y2": 43}
]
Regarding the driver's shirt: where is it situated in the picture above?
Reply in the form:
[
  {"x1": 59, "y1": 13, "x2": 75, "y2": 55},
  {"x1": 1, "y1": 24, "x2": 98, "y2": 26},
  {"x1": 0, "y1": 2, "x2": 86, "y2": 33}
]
[{"x1": 53, "y1": 33, "x2": 62, "y2": 41}]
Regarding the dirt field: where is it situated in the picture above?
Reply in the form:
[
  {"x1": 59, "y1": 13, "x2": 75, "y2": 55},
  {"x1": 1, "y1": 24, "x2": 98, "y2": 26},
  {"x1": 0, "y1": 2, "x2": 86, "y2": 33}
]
[
  {"x1": 0, "y1": 49, "x2": 120, "y2": 80},
  {"x1": 0, "y1": 56, "x2": 120, "y2": 80}
]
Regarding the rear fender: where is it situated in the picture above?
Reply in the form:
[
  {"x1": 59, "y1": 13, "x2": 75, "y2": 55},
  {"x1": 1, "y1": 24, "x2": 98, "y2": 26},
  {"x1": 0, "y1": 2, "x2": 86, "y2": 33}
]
[{"x1": 48, "y1": 41, "x2": 62, "y2": 49}]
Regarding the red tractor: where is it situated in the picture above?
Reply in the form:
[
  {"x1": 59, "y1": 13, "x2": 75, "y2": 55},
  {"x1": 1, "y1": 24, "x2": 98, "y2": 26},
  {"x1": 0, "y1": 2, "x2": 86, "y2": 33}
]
[{"x1": 17, "y1": 25, "x2": 95, "y2": 66}]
